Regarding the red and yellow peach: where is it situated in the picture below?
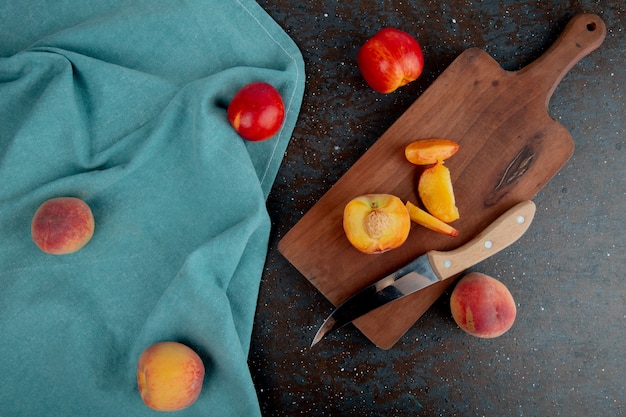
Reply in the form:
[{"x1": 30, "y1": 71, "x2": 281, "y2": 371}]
[
  {"x1": 450, "y1": 272, "x2": 517, "y2": 338},
  {"x1": 31, "y1": 197, "x2": 95, "y2": 255},
  {"x1": 137, "y1": 341, "x2": 205, "y2": 412}
]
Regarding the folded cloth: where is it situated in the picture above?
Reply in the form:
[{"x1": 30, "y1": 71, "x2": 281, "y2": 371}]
[{"x1": 0, "y1": 1, "x2": 304, "y2": 415}]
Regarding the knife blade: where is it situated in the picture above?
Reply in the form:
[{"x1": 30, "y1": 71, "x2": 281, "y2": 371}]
[{"x1": 311, "y1": 200, "x2": 536, "y2": 347}]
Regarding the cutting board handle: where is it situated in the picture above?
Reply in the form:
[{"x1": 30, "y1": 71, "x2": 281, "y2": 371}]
[{"x1": 520, "y1": 13, "x2": 606, "y2": 106}]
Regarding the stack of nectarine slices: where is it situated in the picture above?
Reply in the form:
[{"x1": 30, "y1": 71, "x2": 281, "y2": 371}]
[{"x1": 405, "y1": 138, "x2": 460, "y2": 233}]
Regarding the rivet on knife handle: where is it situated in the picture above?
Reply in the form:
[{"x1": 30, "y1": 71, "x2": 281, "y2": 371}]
[{"x1": 311, "y1": 200, "x2": 536, "y2": 347}]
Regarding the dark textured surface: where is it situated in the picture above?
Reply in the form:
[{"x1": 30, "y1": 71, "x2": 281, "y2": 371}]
[{"x1": 250, "y1": 2, "x2": 624, "y2": 416}]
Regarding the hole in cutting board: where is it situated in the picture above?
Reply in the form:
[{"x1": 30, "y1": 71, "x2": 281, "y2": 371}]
[{"x1": 586, "y1": 22, "x2": 597, "y2": 31}]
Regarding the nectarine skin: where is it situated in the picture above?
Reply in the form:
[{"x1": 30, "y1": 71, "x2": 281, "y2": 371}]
[
  {"x1": 137, "y1": 341, "x2": 205, "y2": 412},
  {"x1": 227, "y1": 82, "x2": 285, "y2": 142},
  {"x1": 405, "y1": 138, "x2": 459, "y2": 165},
  {"x1": 357, "y1": 27, "x2": 424, "y2": 94},
  {"x1": 450, "y1": 273, "x2": 517, "y2": 338},
  {"x1": 31, "y1": 197, "x2": 95, "y2": 255}
]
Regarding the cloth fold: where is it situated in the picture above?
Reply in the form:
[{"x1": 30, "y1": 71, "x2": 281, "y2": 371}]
[{"x1": 0, "y1": 1, "x2": 304, "y2": 415}]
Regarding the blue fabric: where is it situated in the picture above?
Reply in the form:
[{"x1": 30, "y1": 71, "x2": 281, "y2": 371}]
[{"x1": 0, "y1": 1, "x2": 304, "y2": 415}]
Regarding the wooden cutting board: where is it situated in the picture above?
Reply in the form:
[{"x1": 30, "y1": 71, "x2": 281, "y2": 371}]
[{"x1": 278, "y1": 14, "x2": 606, "y2": 349}]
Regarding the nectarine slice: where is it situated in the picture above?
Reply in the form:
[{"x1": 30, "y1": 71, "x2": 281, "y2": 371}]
[
  {"x1": 343, "y1": 194, "x2": 411, "y2": 254},
  {"x1": 405, "y1": 139, "x2": 459, "y2": 165},
  {"x1": 405, "y1": 200, "x2": 458, "y2": 237},
  {"x1": 418, "y1": 161, "x2": 460, "y2": 223}
]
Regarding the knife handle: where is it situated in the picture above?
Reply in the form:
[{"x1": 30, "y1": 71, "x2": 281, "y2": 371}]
[{"x1": 427, "y1": 200, "x2": 536, "y2": 280}]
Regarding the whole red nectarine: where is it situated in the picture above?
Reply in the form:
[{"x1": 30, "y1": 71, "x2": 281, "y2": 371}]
[
  {"x1": 227, "y1": 81, "x2": 285, "y2": 142},
  {"x1": 450, "y1": 272, "x2": 517, "y2": 338},
  {"x1": 357, "y1": 27, "x2": 424, "y2": 94}
]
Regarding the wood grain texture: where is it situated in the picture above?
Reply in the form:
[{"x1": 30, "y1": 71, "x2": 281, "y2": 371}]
[{"x1": 278, "y1": 14, "x2": 606, "y2": 349}]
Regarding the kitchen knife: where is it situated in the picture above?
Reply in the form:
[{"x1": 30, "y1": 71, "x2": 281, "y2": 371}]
[{"x1": 311, "y1": 200, "x2": 536, "y2": 347}]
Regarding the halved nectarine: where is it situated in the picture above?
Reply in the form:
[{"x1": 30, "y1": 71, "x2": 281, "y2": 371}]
[{"x1": 343, "y1": 194, "x2": 410, "y2": 254}]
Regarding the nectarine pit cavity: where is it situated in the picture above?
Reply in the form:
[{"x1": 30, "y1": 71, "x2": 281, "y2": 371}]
[{"x1": 364, "y1": 208, "x2": 390, "y2": 239}]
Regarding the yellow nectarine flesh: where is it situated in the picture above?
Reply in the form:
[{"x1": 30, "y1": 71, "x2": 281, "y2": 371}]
[
  {"x1": 450, "y1": 272, "x2": 517, "y2": 338},
  {"x1": 137, "y1": 342, "x2": 205, "y2": 412},
  {"x1": 343, "y1": 194, "x2": 410, "y2": 254},
  {"x1": 31, "y1": 197, "x2": 95, "y2": 255},
  {"x1": 405, "y1": 139, "x2": 459, "y2": 165},
  {"x1": 405, "y1": 201, "x2": 458, "y2": 237},
  {"x1": 418, "y1": 161, "x2": 460, "y2": 223}
]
